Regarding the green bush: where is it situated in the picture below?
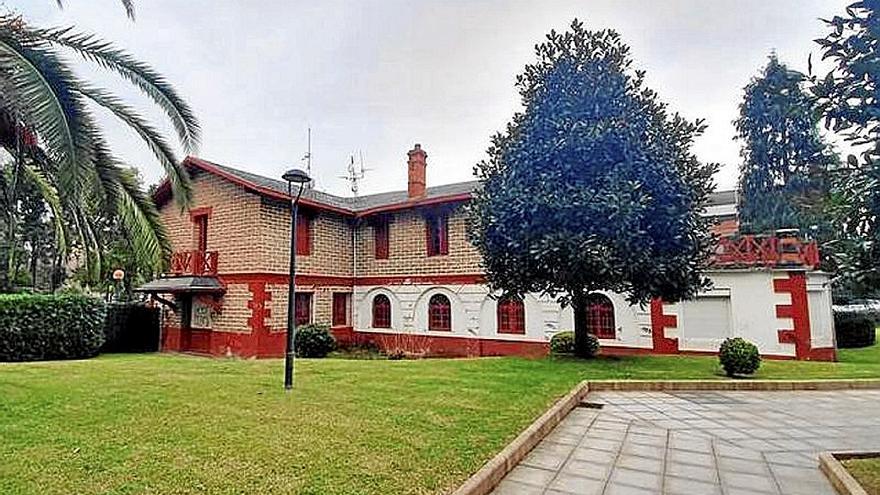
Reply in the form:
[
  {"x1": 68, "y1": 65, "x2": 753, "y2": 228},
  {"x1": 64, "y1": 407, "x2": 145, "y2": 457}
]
[
  {"x1": 550, "y1": 331, "x2": 575, "y2": 354},
  {"x1": 834, "y1": 311, "x2": 877, "y2": 348},
  {"x1": 550, "y1": 331, "x2": 600, "y2": 357},
  {"x1": 296, "y1": 324, "x2": 336, "y2": 358},
  {"x1": 718, "y1": 337, "x2": 761, "y2": 378},
  {"x1": 0, "y1": 293, "x2": 106, "y2": 362}
]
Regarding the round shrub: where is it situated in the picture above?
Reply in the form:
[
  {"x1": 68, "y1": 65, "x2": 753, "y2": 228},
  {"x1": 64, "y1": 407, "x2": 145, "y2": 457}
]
[
  {"x1": 296, "y1": 324, "x2": 336, "y2": 358},
  {"x1": 551, "y1": 331, "x2": 599, "y2": 357},
  {"x1": 834, "y1": 310, "x2": 877, "y2": 348},
  {"x1": 718, "y1": 337, "x2": 761, "y2": 378},
  {"x1": 0, "y1": 293, "x2": 106, "y2": 362},
  {"x1": 550, "y1": 331, "x2": 575, "y2": 354}
]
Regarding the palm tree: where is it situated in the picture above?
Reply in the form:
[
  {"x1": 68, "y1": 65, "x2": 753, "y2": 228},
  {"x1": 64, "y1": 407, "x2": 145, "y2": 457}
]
[{"x1": 0, "y1": 3, "x2": 199, "y2": 288}]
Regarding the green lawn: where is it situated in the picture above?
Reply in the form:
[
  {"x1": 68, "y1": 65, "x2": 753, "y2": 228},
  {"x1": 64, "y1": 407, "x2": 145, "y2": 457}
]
[
  {"x1": 843, "y1": 457, "x2": 880, "y2": 495},
  {"x1": 1, "y1": 337, "x2": 879, "y2": 495}
]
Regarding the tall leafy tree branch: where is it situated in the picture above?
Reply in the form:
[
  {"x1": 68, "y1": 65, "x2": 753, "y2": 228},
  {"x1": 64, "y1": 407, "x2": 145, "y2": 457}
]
[{"x1": 469, "y1": 20, "x2": 718, "y2": 357}]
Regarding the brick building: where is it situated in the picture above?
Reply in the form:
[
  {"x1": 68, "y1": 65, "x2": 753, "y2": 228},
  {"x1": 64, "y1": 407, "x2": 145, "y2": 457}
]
[{"x1": 139, "y1": 144, "x2": 835, "y2": 360}]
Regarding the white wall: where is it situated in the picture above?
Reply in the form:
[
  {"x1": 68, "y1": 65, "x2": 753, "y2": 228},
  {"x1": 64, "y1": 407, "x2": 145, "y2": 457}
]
[{"x1": 352, "y1": 269, "x2": 836, "y2": 356}]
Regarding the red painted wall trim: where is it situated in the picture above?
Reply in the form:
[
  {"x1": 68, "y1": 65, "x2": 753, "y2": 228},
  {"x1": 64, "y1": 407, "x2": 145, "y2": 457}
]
[
  {"x1": 218, "y1": 272, "x2": 486, "y2": 287},
  {"x1": 600, "y1": 344, "x2": 836, "y2": 361},
  {"x1": 154, "y1": 157, "x2": 473, "y2": 218},
  {"x1": 772, "y1": 272, "x2": 832, "y2": 360},
  {"x1": 650, "y1": 298, "x2": 679, "y2": 353},
  {"x1": 356, "y1": 193, "x2": 472, "y2": 217},
  {"x1": 189, "y1": 206, "x2": 213, "y2": 219}
]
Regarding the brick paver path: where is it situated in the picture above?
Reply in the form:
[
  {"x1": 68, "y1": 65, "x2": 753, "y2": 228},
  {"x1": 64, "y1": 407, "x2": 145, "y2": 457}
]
[{"x1": 491, "y1": 390, "x2": 880, "y2": 494}]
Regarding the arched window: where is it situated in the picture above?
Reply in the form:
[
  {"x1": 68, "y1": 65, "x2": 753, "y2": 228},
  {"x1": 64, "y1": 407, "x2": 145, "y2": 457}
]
[
  {"x1": 372, "y1": 294, "x2": 391, "y2": 328},
  {"x1": 497, "y1": 295, "x2": 525, "y2": 334},
  {"x1": 585, "y1": 293, "x2": 615, "y2": 339},
  {"x1": 428, "y1": 294, "x2": 452, "y2": 331}
]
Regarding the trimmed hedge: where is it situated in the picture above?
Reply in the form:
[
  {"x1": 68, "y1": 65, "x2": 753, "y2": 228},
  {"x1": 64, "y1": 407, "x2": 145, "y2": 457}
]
[
  {"x1": 835, "y1": 311, "x2": 877, "y2": 348},
  {"x1": 0, "y1": 293, "x2": 106, "y2": 362},
  {"x1": 103, "y1": 302, "x2": 160, "y2": 353}
]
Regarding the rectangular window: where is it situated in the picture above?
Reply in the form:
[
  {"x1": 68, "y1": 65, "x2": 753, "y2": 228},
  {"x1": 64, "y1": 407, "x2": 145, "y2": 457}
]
[
  {"x1": 425, "y1": 213, "x2": 448, "y2": 257},
  {"x1": 332, "y1": 293, "x2": 349, "y2": 327},
  {"x1": 194, "y1": 214, "x2": 208, "y2": 252},
  {"x1": 374, "y1": 219, "x2": 389, "y2": 260},
  {"x1": 296, "y1": 214, "x2": 311, "y2": 256},
  {"x1": 294, "y1": 292, "x2": 312, "y2": 326}
]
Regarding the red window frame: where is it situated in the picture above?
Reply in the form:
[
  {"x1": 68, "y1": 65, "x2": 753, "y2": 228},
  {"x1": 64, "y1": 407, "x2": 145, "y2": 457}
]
[
  {"x1": 332, "y1": 293, "x2": 349, "y2": 327},
  {"x1": 296, "y1": 214, "x2": 311, "y2": 256},
  {"x1": 585, "y1": 293, "x2": 615, "y2": 339},
  {"x1": 372, "y1": 294, "x2": 391, "y2": 328},
  {"x1": 374, "y1": 219, "x2": 389, "y2": 260},
  {"x1": 428, "y1": 294, "x2": 451, "y2": 331},
  {"x1": 425, "y1": 213, "x2": 448, "y2": 257},
  {"x1": 294, "y1": 292, "x2": 312, "y2": 326},
  {"x1": 497, "y1": 295, "x2": 525, "y2": 334}
]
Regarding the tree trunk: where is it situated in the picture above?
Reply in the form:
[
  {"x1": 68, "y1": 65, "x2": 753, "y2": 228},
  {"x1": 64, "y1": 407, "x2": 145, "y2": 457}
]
[{"x1": 572, "y1": 290, "x2": 590, "y2": 358}]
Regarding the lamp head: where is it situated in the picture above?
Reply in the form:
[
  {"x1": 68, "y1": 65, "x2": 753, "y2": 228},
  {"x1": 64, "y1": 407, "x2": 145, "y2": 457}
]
[{"x1": 282, "y1": 168, "x2": 311, "y2": 185}]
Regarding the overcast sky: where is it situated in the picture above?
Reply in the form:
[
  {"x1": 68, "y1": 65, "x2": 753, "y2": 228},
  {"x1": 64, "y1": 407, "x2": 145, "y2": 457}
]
[{"x1": 5, "y1": 0, "x2": 850, "y2": 197}]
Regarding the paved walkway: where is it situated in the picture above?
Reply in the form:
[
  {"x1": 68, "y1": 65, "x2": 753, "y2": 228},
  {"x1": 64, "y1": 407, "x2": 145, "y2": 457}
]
[{"x1": 492, "y1": 390, "x2": 880, "y2": 494}]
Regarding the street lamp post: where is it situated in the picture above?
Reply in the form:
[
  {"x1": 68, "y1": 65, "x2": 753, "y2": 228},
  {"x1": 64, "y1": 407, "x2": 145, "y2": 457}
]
[{"x1": 282, "y1": 168, "x2": 312, "y2": 390}]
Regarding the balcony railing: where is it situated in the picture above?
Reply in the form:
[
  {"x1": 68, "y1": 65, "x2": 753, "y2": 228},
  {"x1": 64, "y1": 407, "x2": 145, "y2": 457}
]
[
  {"x1": 169, "y1": 250, "x2": 219, "y2": 276},
  {"x1": 712, "y1": 235, "x2": 819, "y2": 269}
]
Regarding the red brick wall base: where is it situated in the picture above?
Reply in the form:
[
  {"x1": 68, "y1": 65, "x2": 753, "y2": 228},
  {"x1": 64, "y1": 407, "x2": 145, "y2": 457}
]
[{"x1": 160, "y1": 326, "x2": 838, "y2": 361}]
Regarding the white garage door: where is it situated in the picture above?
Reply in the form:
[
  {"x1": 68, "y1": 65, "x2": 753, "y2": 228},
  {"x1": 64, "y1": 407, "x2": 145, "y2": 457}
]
[{"x1": 680, "y1": 296, "x2": 732, "y2": 352}]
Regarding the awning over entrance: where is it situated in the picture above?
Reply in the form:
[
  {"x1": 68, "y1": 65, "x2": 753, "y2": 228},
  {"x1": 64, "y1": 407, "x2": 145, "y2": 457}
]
[{"x1": 135, "y1": 276, "x2": 225, "y2": 294}]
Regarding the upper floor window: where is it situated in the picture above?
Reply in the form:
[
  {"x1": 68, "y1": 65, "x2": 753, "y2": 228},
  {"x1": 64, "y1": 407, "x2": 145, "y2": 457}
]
[
  {"x1": 332, "y1": 293, "x2": 349, "y2": 327},
  {"x1": 295, "y1": 292, "x2": 312, "y2": 326},
  {"x1": 585, "y1": 293, "x2": 615, "y2": 339},
  {"x1": 428, "y1": 293, "x2": 451, "y2": 331},
  {"x1": 373, "y1": 218, "x2": 389, "y2": 260},
  {"x1": 497, "y1": 295, "x2": 525, "y2": 334},
  {"x1": 193, "y1": 214, "x2": 208, "y2": 252},
  {"x1": 425, "y1": 213, "x2": 448, "y2": 257},
  {"x1": 296, "y1": 214, "x2": 311, "y2": 256},
  {"x1": 372, "y1": 294, "x2": 391, "y2": 328}
]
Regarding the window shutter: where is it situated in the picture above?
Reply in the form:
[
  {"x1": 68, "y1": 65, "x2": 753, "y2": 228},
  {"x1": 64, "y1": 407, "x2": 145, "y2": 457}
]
[
  {"x1": 439, "y1": 214, "x2": 449, "y2": 255},
  {"x1": 296, "y1": 214, "x2": 311, "y2": 255}
]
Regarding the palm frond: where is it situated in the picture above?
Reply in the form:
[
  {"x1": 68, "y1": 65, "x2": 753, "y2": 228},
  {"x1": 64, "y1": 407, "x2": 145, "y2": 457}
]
[
  {"x1": 21, "y1": 162, "x2": 67, "y2": 258},
  {"x1": 55, "y1": 0, "x2": 136, "y2": 21},
  {"x1": 25, "y1": 25, "x2": 199, "y2": 152},
  {"x1": 79, "y1": 85, "x2": 191, "y2": 206},
  {"x1": 85, "y1": 124, "x2": 169, "y2": 272}
]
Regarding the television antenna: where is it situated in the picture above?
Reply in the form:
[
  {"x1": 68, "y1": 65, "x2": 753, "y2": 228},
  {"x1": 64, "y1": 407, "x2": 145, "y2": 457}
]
[
  {"x1": 339, "y1": 151, "x2": 371, "y2": 196},
  {"x1": 300, "y1": 128, "x2": 313, "y2": 188}
]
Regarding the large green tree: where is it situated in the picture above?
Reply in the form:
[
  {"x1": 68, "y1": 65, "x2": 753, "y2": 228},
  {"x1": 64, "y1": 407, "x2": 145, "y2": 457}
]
[
  {"x1": 0, "y1": 2, "x2": 198, "y2": 289},
  {"x1": 735, "y1": 54, "x2": 836, "y2": 236},
  {"x1": 469, "y1": 20, "x2": 718, "y2": 356},
  {"x1": 813, "y1": 0, "x2": 880, "y2": 295}
]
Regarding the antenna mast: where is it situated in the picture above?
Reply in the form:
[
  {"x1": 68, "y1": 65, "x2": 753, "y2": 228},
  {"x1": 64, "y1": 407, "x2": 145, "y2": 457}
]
[
  {"x1": 301, "y1": 128, "x2": 313, "y2": 189},
  {"x1": 340, "y1": 151, "x2": 370, "y2": 196}
]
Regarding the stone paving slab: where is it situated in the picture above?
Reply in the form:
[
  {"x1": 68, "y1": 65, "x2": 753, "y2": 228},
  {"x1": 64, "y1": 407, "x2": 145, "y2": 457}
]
[{"x1": 491, "y1": 390, "x2": 880, "y2": 494}]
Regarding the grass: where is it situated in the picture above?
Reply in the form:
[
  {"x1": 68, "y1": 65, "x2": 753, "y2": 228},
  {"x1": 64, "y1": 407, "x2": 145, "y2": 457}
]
[
  {"x1": 1, "y1": 334, "x2": 879, "y2": 495},
  {"x1": 843, "y1": 457, "x2": 880, "y2": 495}
]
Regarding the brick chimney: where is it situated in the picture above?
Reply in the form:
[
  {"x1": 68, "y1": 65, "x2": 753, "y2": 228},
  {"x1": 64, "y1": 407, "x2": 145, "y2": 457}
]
[{"x1": 407, "y1": 143, "x2": 427, "y2": 199}]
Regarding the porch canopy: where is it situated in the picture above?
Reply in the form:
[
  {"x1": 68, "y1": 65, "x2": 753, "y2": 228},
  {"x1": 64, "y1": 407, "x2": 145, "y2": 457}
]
[{"x1": 135, "y1": 276, "x2": 225, "y2": 294}]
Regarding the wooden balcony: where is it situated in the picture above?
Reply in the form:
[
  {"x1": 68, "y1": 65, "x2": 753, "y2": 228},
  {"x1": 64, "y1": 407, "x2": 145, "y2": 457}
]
[
  {"x1": 169, "y1": 250, "x2": 219, "y2": 276},
  {"x1": 712, "y1": 234, "x2": 819, "y2": 269}
]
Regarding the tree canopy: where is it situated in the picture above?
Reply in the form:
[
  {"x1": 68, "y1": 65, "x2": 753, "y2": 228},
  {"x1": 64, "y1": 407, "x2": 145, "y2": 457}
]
[
  {"x1": 735, "y1": 54, "x2": 835, "y2": 236},
  {"x1": 812, "y1": 0, "x2": 880, "y2": 295},
  {"x1": 469, "y1": 20, "x2": 718, "y2": 355}
]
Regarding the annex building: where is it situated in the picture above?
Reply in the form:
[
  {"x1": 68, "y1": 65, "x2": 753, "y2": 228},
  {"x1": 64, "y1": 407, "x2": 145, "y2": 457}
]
[{"x1": 139, "y1": 144, "x2": 836, "y2": 360}]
